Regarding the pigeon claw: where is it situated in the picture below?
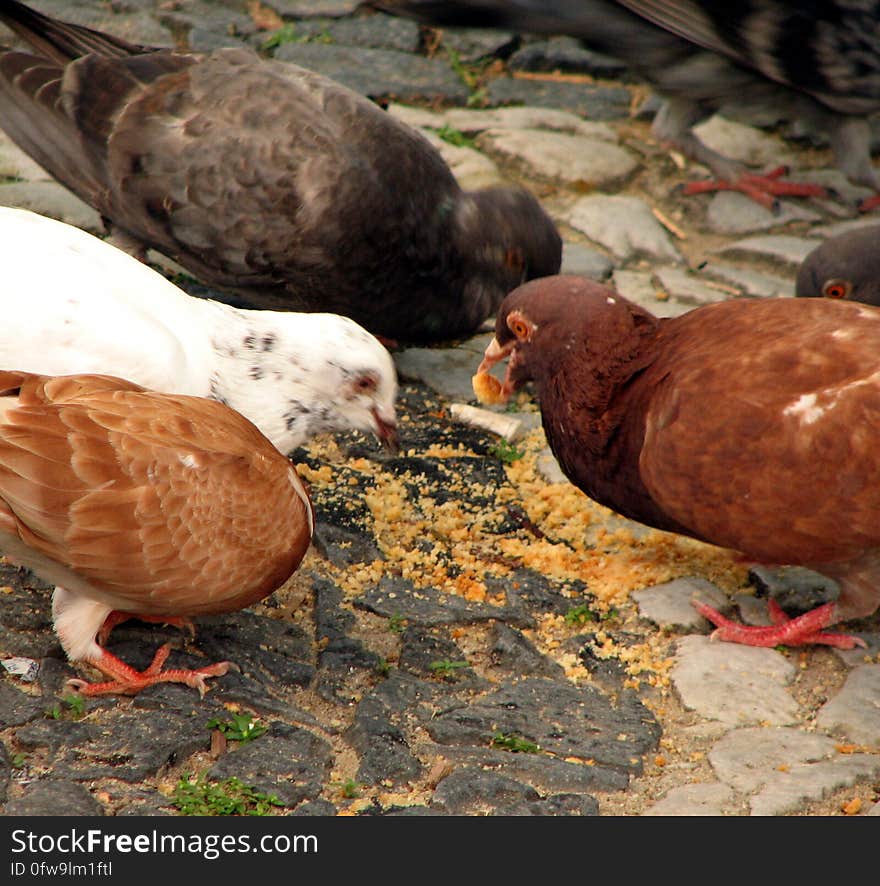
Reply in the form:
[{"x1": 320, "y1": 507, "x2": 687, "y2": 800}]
[
  {"x1": 692, "y1": 599, "x2": 866, "y2": 649},
  {"x1": 857, "y1": 192, "x2": 880, "y2": 213},
  {"x1": 68, "y1": 643, "x2": 230, "y2": 696},
  {"x1": 681, "y1": 166, "x2": 827, "y2": 212}
]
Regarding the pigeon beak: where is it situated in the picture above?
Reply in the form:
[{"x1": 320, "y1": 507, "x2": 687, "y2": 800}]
[
  {"x1": 371, "y1": 406, "x2": 399, "y2": 454},
  {"x1": 477, "y1": 336, "x2": 515, "y2": 373},
  {"x1": 476, "y1": 336, "x2": 517, "y2": 398}
]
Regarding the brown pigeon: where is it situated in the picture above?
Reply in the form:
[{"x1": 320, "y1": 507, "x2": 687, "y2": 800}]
[
  {"x1": 0, "y1": 370, "x2": 314, "y2": 696},
  {"x1": 473, "y1": 274, "x2": 880, "y2": 648},
  {"x1": 375, "y1": 0, "x2": 880, "y2": 210},
  {"x1": 796, "y1": 224, "x2": 880, "y2": 307},
  {"x1": 0, "y1": 1, "x2": 561, "y2": 344}
]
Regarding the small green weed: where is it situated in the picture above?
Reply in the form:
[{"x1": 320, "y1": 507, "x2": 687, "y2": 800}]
[
  {"x1": 444, "y1": 46, "x2": 489, "y2": 107},
  {"x1": 261, "y1": 23, "x2": 298, "y2": 50},
  {"x1": 564, "y1": 604, "x2": 597, "y2": 627},
  {"x1": 388, "y1": 613, "x2": 407, "y2": 634},
  {"x1": 429, "y1": 659, "x2": 469, "y2": 679},
  {"x1": 206, "y1": 712, "x2": 268, "y2": 744},
  {"x1": 261, "y1": 23, "x2": 333, "y2": 51},
  {"x1": 435, "y1": 124, "x2": 477, "y2": 149},
  {"x1": 491, "y1": 731, "x2": 540, "y2": 754},
  {"x1": 11, "y1": 753, "x2": 27, "y2": 769},
  {"x1": 488, "y1": 439, "x2": 523, "y2": 464},
  {"x1": 44, "y1": 694, "x2": 86, "y2": 721},
  {"x1": 173, "y1": 775, "x2": 283, "y2": 816},
  {"x1": 335, "y1": 779, "x2": 361, "y2": 799}
]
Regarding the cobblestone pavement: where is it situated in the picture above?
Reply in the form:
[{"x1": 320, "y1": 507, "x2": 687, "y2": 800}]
[{"x1": 0, "y1": 1, "x2": 878, "y2": 818}]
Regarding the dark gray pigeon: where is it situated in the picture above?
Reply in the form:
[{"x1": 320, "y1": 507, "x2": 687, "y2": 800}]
[
  {"x1": 0, "y1": 1, "x2": 562, "y2": 344},
  {"x1": 796, "y1": 224, "x2": 880, "y2": 306},
  {"x1": 374, "y1": 0, "x2": 880, "y2": 210}
]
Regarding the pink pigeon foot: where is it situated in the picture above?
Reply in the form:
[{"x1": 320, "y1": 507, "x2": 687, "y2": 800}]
[
  {"x1": 858, "y1": 192, "x2": 880, "y2": 213},
  {"x1": 692, "y1": 599, "x2": 867, "y2": 650},
  {"x1": 681, "y1": 166, "x2": 827, "y2": 212},
  {"x1": 67, "y1": 643, "x2": 229, "y2": 697}
]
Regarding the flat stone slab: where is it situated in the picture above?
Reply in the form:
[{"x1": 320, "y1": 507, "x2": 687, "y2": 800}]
[
  {"x1": 654, "y1": 266, "x2": 732, "y2": 305},
  {"x1": 834, "y1": 633, "x2": 880, "y2": 667},
  {"x1": 0, "y1": 681, "x2": 45, "y2": 728},
  {"x1": 816, "y1": 665, "x2": 880, "y2": 745},
  {"x1": 355, "y1": 575, "x2": 532, "y2": 628},
  {"x1": 705, "y1": 192, "x2": 821, "y2": 235},
  {"x1": 275, "y1": 43, "x2": 470, "y2": 103},
  {"x1": 0, "y1": 181, "x2": 102, "y2": 233},
  {"x1": 633, "y1": 577, "x2": 730, "y2": 631},
  {"x1": 418, "y1": 129, "x2": 505, "y2": 190},
  {"x1": 424, "y1": 677, "x2": 660, "y2": 774},
  {"x1": 709, "y1": 726, "x2": 840, "y2": 793},
  {"x1": 486, "y1": 77, "x2": 632, "y2": 121},
  {"x1": 694, "y1": 117, "x2": 799, "y2": 169},
  {"x1": 750, "y1": 754, "x2": 880, "y2": 816},
  {"x1": 16, "y1": 707, "x2": 213, "y2": 783},
  {"x1": 430, "y1": 767, "x2": 599, "y2": 815},
  {"x1": 717, "y1": 235, "x2": 819, "y2": 266},
  {"x1": 536, "y1": 449, "x2": 569, "y2": 484},
  {"x1": 701, "y1": 262, "x2": 793, "y2": 298},
  {"x1": 560, "y1": 242, "x2": 614, "y2": 280},
  {"x1": 611, "y1": 270, "x2": 693, "y2": 317},
  {"x1": 0, "y1": 133, "x2": 51, "y2": 181},
  {"x1": 477, "y1": 128, "x2": 638, "y2": 187},
  {"x1": 733, "y1": 592, "x2": 775, "y2": 626},
  {"x1": 567, "y1": 195, "x2": 683, "y2": 262},
  {"x1": 643, "y1": 782, "x2": 735, "y2": 816},
  {"x1": 390, "y1": 104, "x2": 621, "y2": 141},
  {"x1": 809, "y1": 218, "x2": 880, "y2": 239},
  {"x1": 671, "y1": 636, "x2": 799, "y2": 726},
  {"x1": 208, "y1": 722, "x2": 334, "y2": 808},
  {"x1": 290, "y1": 11, "x2": 422, "y2": 52},
  {"x1": 2, "y1": 780, "x2": 105, "y2": 817},
  {"x1": 394, "y1": 333, "x2": 495, "y2": 402}
]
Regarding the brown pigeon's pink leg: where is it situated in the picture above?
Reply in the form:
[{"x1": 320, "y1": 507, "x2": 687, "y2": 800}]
[
  {"x1": 67, "y1": 643, "x2": 229, "y2": 697},
  {"x1": 682, "y1": 166, "x2": 826, "y2": 211},
  {"x1": 97, "y1": 612, "x2": 196, "y2": 646},
  {"x1": 692, "y1": 600, "x2": 867, "y2": 650},
  {"x1": 858, "y1": 192, "x2": 880, "y2": 213}
]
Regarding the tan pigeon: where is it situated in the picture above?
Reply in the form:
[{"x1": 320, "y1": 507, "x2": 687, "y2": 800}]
[{"x1": 0, "y1": 370, "x2": 314, "y2": 696}]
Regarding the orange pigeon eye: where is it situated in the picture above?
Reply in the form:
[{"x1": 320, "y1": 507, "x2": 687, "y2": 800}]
[
  {"x1": 822, "y1": 279, "x2": 851, "y2": 299},
  {"x1": 505, "y1": 248, "x2": 525, "y2": 274},
  {"x1": 508, "y1": 316, "x2": 530, "y2": 339}
]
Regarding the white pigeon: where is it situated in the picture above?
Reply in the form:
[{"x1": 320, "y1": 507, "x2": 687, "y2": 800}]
[{"x1": 0, "y1": 206, "x2": 399, "y2": 455}]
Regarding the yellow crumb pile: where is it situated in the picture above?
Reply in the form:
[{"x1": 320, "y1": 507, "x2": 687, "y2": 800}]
[{"x1": 295, "y1": 422, "x2": 748, "y2": 682}]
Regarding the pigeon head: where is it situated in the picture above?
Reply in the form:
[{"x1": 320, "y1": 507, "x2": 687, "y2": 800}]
[
  {"x1": 214, "y1": 310, "x2": 399, "y2": 455},
  {"x1": 795, "y1": 225, "x2": 880, "y2": 307},
  {"x1": 315, "y1": 323, "x2": 400, "y2": 453},
  {"x1": 476, "y1": 275, "x2": 657, "y2": 400},
  {"x1": 453, "y1": 186, "x2": 562, "y2": 323}
]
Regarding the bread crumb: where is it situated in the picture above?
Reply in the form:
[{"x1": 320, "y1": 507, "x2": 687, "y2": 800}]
[{"x1": 472, "y1": 371, "x2": 506, "y2": 405}]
